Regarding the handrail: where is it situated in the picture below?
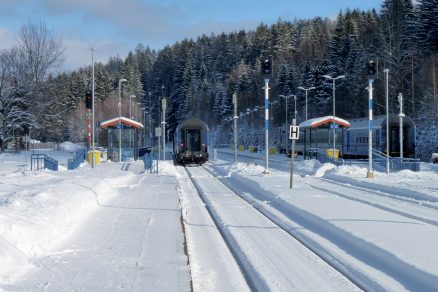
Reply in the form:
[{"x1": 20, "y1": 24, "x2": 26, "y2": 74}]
[
  {"x1": 308, "y1": 148, "x2": 343, "y2": 166},
  {"x1": 31, "y1": 154, "x2": 58, "y2": 171},
  {"x1": 68, "y1": 148, "x2": 87, "y2": 170}
]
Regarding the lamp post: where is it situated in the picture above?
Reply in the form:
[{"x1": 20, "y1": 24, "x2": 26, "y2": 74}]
[
  {"x1": 279, "y1": 94, "x2": 295, "y2": 153},
  {"x1": 298, "y1": 86, "x2": 316, "y2": 121},
  {"x1": 233, "y1": 93, "x2": 238, "y2": 163},
  {"x1": 118, "y1": 78, "x2": 127, "y2": 162},
  {"x1": 383, "y1": 69, "x2": 390, "y2": 174},
  {"x1": 129, "y1": 95, "x2": 136, "y2": 120},
  {"x1": 398, "y1": 93, "x2": 405, "y2": 159},
  {"x1": 91, "y1": 48, "x2": 95, "y2": 168},
  {"x1": 135, "y1": 102, "x2": 141, "y2": 120},
  {"x1": 141, "y1": 107, "x2": 147, "y2": 146},
  {"x1": 323, "y1": 74, "x2": 345, "y2": 158}
]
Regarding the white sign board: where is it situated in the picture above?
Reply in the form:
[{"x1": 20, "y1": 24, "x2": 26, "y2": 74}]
[
  {"x1": 155, "y1": 127, "x2": 161, "y2": 137},
  {"x1": 289, "y1": 125, "x2": 299, "y2": 140}
]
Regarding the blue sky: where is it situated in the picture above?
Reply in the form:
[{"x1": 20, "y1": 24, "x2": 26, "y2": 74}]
[{"x1": 0, "y1": 0, "x2": 383, "y2": 70}]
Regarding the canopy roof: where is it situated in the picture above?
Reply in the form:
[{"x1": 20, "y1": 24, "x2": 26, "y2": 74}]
[
  {"x1": 176, "y1": 117, "x2": 209, "y2": 132},
  {"x1": 299, "y1": 116, "x2": 350, "y2": 129},
  {"x1": 100, "y1": 117, "x2": 143, "y2": 129}
]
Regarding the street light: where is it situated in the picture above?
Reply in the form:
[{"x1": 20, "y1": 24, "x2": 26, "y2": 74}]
[
  {"x1": 141, "y1": 107, "x2": 147, "y2": 146},
  {"x1": 279, "y1": 94, "x2": 296, "y2": 152},
  {"x1": 129, "y1": 95, "x2": 136, "y2": 120},
  {"x1": 323, "y1": 74, "x2": 345, "y2": 158},
  {"x1": 298, "y1": 86, "x2": 316, "y2": 121},
  {"x1": 91, "y1": 48, "x2": 95, "y2": 168},
  {"x1": 118, "y1": 78, "x2": 127, "y2": 162},
  {"x1": 383, "y1": 69, "x2": 390, "y2": 174}
]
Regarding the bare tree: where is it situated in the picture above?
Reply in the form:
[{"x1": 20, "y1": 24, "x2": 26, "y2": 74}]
[{"x1": 18, "y1": 19, "x2": 65, "y2": 95}]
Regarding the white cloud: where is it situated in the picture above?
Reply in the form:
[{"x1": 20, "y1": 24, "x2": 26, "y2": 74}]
[
  {"x1": 0, "y1": 27, "x2": 17, "y2": 50},
  {"x1": 60, "y1": 37, "x2": 132, "y2": 71}
]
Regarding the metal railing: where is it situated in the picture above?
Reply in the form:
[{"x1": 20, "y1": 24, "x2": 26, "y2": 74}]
[
  {"x1": 391, "y1": 157, "x2": 420, "y2": 172},
  {"x1": 31, "y1": 154, "x2": 58, "y2": 171},
  {"x1": 308, "y1": 148, "x2": 344, "y2": 166},
  {"x1": 68, "y1": 149, "x2": 87, "y2": 170},
  {"x1": 310, "y1": 147, "x2": 420, "y2": 172}
]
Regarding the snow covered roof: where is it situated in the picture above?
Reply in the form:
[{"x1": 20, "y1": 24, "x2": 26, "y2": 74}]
[
  {"x1": 100, "y1": 117, "x2": 144, "y2": 129},
  {"x1": 176, "y1": 117, "x2": 209, "y2": 131},
  {"x1": 299, "y1": 116, "x2": 350, "y2": 129}
]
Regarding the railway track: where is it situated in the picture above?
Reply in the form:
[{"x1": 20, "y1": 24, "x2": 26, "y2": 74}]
[
  {"x1": 218, "y1": 151, "x2": 438, "y2": 225},
  {"x1": 184, "y1": 165, "x2": 367, "y2": 291}
]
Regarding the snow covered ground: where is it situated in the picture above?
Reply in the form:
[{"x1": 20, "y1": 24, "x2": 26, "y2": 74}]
[
  {"x1": 1, "y1": 148, "x2": 438, "y2": 291},
  {"x1": 0, "y1": 151, "x2": 190, "y2": 291},
  {"x1": 209, "y1": 150, "x2": 438, "y2": 291}
]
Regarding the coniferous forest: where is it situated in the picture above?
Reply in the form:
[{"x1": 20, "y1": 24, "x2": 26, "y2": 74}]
[{"x1": 0, "y1": 0, "x2": 437, "y2": 160}]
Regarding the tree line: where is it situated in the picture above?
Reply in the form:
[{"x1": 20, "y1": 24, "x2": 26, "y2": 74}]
[{"x1": 0, "y1": 0, "x2": 437, "y2": 159}]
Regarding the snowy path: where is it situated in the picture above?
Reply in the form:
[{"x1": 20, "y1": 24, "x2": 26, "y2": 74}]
[
  {"x1": 185, "y1": 166, "x2": 359, "y2": 291},
  {"x1": 3, "y1": 170, "x2": 190, "y2": 291}
]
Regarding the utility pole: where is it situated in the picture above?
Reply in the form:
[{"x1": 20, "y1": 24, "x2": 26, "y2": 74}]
[
  {"x1": 233, "y1": 93, "x2": 238, "y2": 163},
  {"x1": 91, "y1": 48, "x2": 95, "y2": 168},
  {"x1": 384, "y1": 69, "x2": 390, "y2": 174},
  {"x1": 398, "y1": 93, "x2": 405, "y2": 160},
  {"x1": 162, "y1": 97, "x2": 167, "y2": 161}
]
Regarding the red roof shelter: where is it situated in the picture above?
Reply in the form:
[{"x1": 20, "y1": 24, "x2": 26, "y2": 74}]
[
  {"x1": 100, "y1": 117, "x2": 143, "y2": 162},
  {"x1": 100, "y1": 117, "x2": 143, "y2": 129},
  {"x1": 298, "y1": 116, "x2": 350, "y2": 158}
]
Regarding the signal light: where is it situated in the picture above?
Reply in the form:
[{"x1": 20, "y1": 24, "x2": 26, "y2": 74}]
[
  {"x1": 262, "y1": 58, "x2": 271, "y2": 75},
  {"x1": 367, "y1": 60, "x2": 376, "y2": 77},
  {"x1": 85, "y1": 91, "x2": 92, "y2": 109}
]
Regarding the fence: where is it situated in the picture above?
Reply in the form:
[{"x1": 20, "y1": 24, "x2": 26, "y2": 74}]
[
  {"x1": 67, "y1": 149, "x2": 87, "y2": 170},
  {"x1": 310, "y1": 147, "x2": 420, "y2": 172},
  {"x1": 308, "y1": 148, "x2": 344, "y2": 166},
  {"x1": 31, "y1": 154, "x2": 58, "y2": 171}
]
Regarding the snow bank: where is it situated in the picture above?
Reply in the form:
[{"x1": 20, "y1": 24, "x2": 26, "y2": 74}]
[
  {"x1": 0, "y1": 164, "x2": 138, "y2": 283},
  {"x1": 59, "y1": 141, "x2": 82, "y2": 152},
  {"x1": 228, "y1": 162, "x2": 265, "y2": 175},
  {"x1": 314, "y1": 163, "x2": 336, "y2": 177}
]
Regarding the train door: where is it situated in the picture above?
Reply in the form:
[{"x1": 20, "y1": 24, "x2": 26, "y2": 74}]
[
  {"x1": 390, "y1": 126, "x2": 408, "y2": 156},
  {"x1": 185, "y1": 129, "x2": 201, "y2": 151}
]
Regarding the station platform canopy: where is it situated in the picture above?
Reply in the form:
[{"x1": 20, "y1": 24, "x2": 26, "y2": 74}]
[
  {"x1": 299, "y1": 115, "x2": 350, "y2": 129},
  {"x1": 100, "y1": 117, "x2": 143, "y2": 129}
]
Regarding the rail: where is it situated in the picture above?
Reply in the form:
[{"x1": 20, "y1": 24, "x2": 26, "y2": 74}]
[
  {"x1": 31, "y1": 154, "x2": 58, "y2": 171},
  {"x1": 68, "y1": 149, "x2": 87, "y2": 170}
]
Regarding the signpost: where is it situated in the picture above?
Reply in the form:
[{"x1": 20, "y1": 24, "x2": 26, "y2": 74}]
[
  {"x1": 233, "y1": 93, "x2": 238, "y2": 163},
  {"x1": 289, "y1": 121, "x2": 299, "y2": 188}
]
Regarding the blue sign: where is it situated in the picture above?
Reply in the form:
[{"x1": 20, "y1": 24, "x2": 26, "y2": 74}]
[{"x1": 116, "y1": 124, "x2": 124, "y2": 129}]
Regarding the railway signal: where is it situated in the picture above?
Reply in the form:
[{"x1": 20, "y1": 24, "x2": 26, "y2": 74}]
[
  {"x1": 261, "y1": 58, "x2": 271, "y2": 76},
  {"x1": 367, "y1": 60, "x2": 376, "y2": 77},
  {"x1": 262, "y1": 57, "x2": 271, "y2": 174},
  {"x1": 85, "y1": 91, "x2": 92, "y2": 109}
]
